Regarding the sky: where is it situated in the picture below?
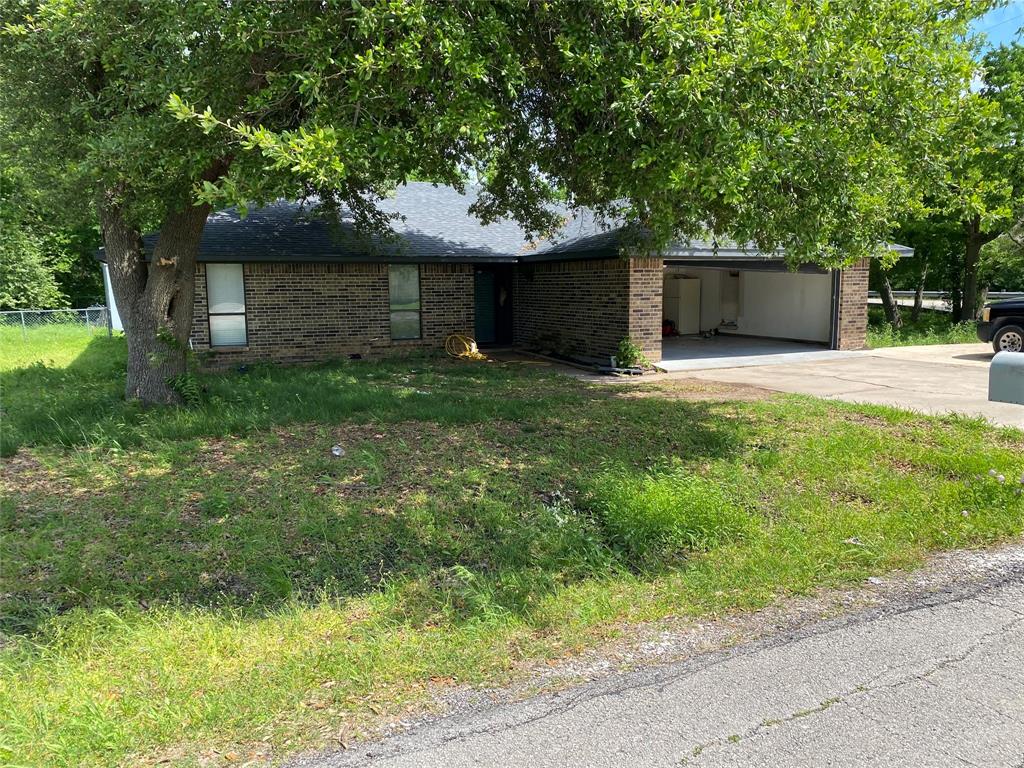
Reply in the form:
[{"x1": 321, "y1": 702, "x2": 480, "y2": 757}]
[{"x1": 972, "y1": 2, "x2": 1024, "y2": 49}]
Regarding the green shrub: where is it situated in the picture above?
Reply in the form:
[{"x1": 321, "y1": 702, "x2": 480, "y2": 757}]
[
  {"x1": 168, "y1": 371, "x2": 204, "y2": 407},
  {"x1": 586, "y1": 462, "x2": 756, "y2": 562},
  {"x1": 615, "y1": 337, "x2": 650, "y2": 369},
  {"x1": 0, "y1": 425, "x2": 20, "y2": 457}
]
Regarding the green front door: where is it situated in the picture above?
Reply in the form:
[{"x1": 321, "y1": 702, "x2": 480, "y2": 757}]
[{"x1": 474, "y1": 270, "x2": 497, "y2": 344}]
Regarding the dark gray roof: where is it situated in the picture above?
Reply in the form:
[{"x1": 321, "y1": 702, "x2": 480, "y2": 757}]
[
  {"x1": 148, "y1": 183, "x2": 618, "y2": 264},
  {"x1": 98, "y1": 182, "x2": 913, "y2": 264}
]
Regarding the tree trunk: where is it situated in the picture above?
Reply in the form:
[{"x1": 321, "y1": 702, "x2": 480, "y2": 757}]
[
  {"x1": 911, "y1": 264, "x2": 927, "y2": 322},
  {"x1": 962, "y1": 218, "x2": 983, "y2": 322},
  {"x1": 100, "y1": 194, "x2": 211, "y2": 405},
  {"x1": 961, "y1": 216, "x2": 1001, "y2": 322},
  {"x1": 878, "y1": 273, "x2": 903, "y2": 329}
]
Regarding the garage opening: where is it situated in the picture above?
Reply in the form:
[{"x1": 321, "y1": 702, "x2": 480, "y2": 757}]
[{"x1": 660, "y1": 263, "x2": 845, "y2": 371}]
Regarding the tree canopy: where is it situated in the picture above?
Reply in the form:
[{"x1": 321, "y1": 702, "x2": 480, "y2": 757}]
[
  {"x1": 0, "y1": 162, "x2": 64, "y2": 309},
  {"x1": 170, "y1": 0, "x2": 987, "y2": 265},
  {"x1": 0, "y1": 160, "x2": 102, "y2": 310},
  {"x1": 0, "y1": 0, "x2": 989, "y2": 401},
  {"x1": 962, "y1": 43, "x2": 1024, "y2": 225},
  {"x1": 877, "y1": 40, "x2": 1024, "y2": 320}
]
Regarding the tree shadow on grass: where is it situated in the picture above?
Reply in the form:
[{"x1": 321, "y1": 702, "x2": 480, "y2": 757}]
[
  {"x1": 2, "y1": 349, "x2": 752, "y2": 636},
  {"x1": 2, "y1": 335, "x2": 603, "y2": 451}
]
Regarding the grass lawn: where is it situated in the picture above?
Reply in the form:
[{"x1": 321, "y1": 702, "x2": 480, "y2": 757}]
[
  {"x1": 866, "y1": 305, "x2": 978, "y2": 348},
  {"x1": 1, "y1": 329, "x2": 1022, "y2": 768},
  {"x1": 0, "y1": 323, "x2": 113, "y2": 370}
]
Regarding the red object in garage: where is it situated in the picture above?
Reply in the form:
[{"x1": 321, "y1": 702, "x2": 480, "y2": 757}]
[{"x1": 662, "y1": 319, "x2": 678, "y2": 337}]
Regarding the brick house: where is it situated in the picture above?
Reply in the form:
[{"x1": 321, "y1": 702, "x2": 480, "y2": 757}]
[{"x1": 100, "y1": 183, "x2": 905, "y2": 369}]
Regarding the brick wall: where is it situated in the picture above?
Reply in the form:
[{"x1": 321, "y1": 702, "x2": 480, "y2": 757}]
[
  {"x1": 191, "y1": 262, "x2": 474, "y2": 366},
  {"x1": 628, "y1": 257, "x2": 663, "y2": 363},
  {"x1": 190, "y1": 256, "x2": 865, "y2": 367},
  {"x1": 836, "y1": 258, "x2": 869, "y2": 350},
  {"x1": 513, "y1": 257, "x2": 662, "y2": 364}
]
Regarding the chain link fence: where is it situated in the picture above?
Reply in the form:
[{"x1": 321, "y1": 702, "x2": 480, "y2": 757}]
[{"x1": 0, "y1": 307, "x2": 112, "y2": 340}]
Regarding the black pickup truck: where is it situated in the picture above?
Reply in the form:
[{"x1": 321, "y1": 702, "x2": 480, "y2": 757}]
[{"x1": 977, "y1": 297, "x2": 1024, "y2": 353}]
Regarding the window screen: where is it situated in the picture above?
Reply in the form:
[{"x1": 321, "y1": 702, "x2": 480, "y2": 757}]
[
  {"x1": 207, "y1": 264, "x2": 247, "y2": 346},
  {"x1": 389, "y1": 264, "x2": 421, "y2": 340}
]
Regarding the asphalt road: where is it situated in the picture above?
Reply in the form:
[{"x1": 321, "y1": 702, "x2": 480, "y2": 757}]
[{"x1": 297, "y1": 555, "x2": 1024, "y2": 768}]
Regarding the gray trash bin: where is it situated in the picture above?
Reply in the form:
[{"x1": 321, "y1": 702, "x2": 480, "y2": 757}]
[{"x1": 989, "y1": 351, "x2": 1024, "y2": 405}]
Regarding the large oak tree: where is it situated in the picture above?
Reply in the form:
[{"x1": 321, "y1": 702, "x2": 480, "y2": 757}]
[{"x1": 0, "y1": 0, "x2": 983, "y2": 403}]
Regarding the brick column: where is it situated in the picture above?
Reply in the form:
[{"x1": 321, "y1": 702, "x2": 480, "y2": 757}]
[
  {"x1": 190, "y1": 263, "x2": 210, "y2": 348},
  {"x1": 627, "y1": 257, "x2": 663, "y2": 363},
  {"x1": 836, "y1": 258, "x2": 869, "y2": 350}
]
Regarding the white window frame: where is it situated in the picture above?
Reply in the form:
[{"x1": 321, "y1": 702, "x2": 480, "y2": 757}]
[
  {"x1": 389, "y1": 264, "x2": 422, "y2": 341},
  {"x1": 206, "y1": 263, "x2": 248, "y2": 347}
]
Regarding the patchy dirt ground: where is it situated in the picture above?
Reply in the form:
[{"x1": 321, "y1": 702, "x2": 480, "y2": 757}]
[
  {"x1": 487, "y1": 351, "x2": 775, "y2": 402},
  {"x1": 607, "y1": 379, "x2": 775, "y2": 402}
]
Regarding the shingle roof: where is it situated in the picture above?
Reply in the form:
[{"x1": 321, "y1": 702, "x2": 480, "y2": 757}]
[
  {"x1": 99, "y1": 182, "x2": 913, "y2": 263},
  {"x1": 141, "y1": 183, "x2": 619, "y2": 264}
]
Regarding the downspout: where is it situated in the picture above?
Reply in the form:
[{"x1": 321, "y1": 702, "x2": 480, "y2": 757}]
[{"x1": 829, "y1": 269, "x2": 841, "y2": 350}]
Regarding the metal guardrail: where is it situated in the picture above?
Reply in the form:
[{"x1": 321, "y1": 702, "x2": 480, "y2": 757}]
[
  {"x1": 867, "y1": 291, "x2": 1024, "y2": 300},
  {"x1": 0, "y1": 307, "x2": 112, "y2": 340}
]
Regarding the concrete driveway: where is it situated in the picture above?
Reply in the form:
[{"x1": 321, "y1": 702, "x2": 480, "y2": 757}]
[
  {"x1": 684, "y1": 343, "x2": 1024, "y2": 429},
  {"x1": 659, "y1": 336, "x2": 850, "y2": 372}
]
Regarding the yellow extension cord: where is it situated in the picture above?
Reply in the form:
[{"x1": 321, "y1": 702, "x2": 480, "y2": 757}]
[{"x1": 445, "y1": 333, "x2": 487, "y2": 360}]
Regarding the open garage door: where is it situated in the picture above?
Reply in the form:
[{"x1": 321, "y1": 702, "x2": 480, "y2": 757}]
[
  {"x1": 664, "y1": 264, "x2": 833, "y2": 343},
  {"x1": 660, "y1": 262, "x2": 842, "y2": 371}
]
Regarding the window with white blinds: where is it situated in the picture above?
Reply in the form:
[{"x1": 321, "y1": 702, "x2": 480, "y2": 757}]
[
  {"x1": 206, "y1": 264, "x2": 247, "y2": 346},
  {"x1": 389, "y1": 264, "x2": 421, "y2": 340}
]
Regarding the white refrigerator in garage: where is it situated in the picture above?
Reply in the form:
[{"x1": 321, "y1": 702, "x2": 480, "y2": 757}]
[{"x1": 663, "y1": 276, "x2": 701, "y2": 335}]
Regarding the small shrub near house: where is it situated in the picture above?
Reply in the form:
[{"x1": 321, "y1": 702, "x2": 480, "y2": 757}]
[{"x1": 615, "y1": 337, "x2": 651, "y2": 369}]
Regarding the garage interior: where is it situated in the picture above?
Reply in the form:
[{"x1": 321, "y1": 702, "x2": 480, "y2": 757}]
[{"x1": 659, "y1": 262, "x2": 850, "y2": 371}]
